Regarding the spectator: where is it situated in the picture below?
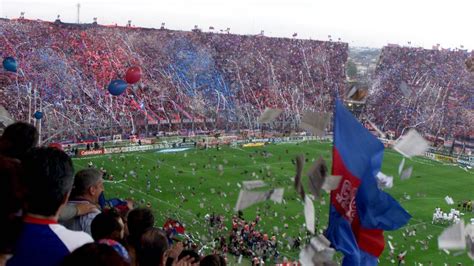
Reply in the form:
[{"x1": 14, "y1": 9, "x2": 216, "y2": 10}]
[
  {"x1": 0, "y1": 156, "x2": 21, "y2": 260},
  {"x1": 0, "y1": 122, "x2": 38, "y2": 160},
  {"x1": 60, "y1": 243, "x2": 129, "y2": 266},
  {"x1": 125, "y1": 208, "x2": 155, "y2": 266},
  {"x1": 90, "y1": 210, "x2": 130, "y2": 263},
  {"x1": 136, "y1": 228, "x2": 169, "y2": 266},
  {"x1": 0, "y1": 122, "x2": 38, "y2": 259},
  {"x1": 62, "y1": 168, "x2": 103, "y2": 235},
  {"x1": 126, "y1": 208, "x2": 155, "y2": 247},
  {"x1": 91, "y1": 209, "x2": 125, "y2": 242},
  {"x1": 58, "y1": 203, "x2": 98, "y2": 224},
  {"x1": 7, "y1": 147, "x2": 93, "y2": 266}
]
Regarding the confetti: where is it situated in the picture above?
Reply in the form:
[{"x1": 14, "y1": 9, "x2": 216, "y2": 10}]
[
  {"x1": 234, "y1": 188, "x2": 284, "y2": 211},
  {"x1": 393, "y1": 129, "x2": 429, "y2": 158}
]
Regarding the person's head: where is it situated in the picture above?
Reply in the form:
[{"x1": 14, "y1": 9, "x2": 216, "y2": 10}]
[
  {"x1": 22, "y1": 147, "x2": 74, "y2": 217},
  {"x1": 91, "y1": 209, "x2": 125, "y2": 241},
  {"x1": 61, "y1": 243, "x2": 129, "y2": 266},
  {"x1": 71, "y1": 168, "x2": 104, "y2": 203},
  {"x1": 0, "y1": 122, "x2": 38, "y2": 160},
  {"x1": 126, "y1": 207, "x2": 155, "y2": 246},
  {"x1": 200, "y1": 254, "x2": 226, "y2": 266},
  {"x1": 136, "y1": 228, "x2": 169, "y2": 266}
]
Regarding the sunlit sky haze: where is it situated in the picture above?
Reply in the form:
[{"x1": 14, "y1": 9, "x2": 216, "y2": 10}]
[{"x1": 1, "y1": 0, "x2": 473, "y2": 50}]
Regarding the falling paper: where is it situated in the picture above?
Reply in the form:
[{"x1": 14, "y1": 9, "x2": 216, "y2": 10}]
[
  {"x1": 258, "y1": 108, "x2": 283, "y2": 123},
  {"x1": 393, "y1": 129, "x2": 429, "y2": 158},
  {"x1": 0, "y1": 105, "x2": 14, "y2": 127},
  {"x1": 398, "y1": 158, "x2": 406, "y2": 176},
  {"x1": 321, "y1": 175, "x2": 342, "y2": 192},
  {"x1": 300, "y1": 111, "x2": 331, "y2": 137},
  {"x1": 376, "y1": 172, "x2": 393, "y2": 189},
  {"x1": 467, "y1": 231, "x2": 474, "y2": 259},
  {"x1": 295, "y1": 155, "x2": 306, "y2": 199},
  {"x1": 234, "y1": 188, "x2": 284, "y2": 211},
  {"x1": 237, "y1": 254, "x2": 243, "y2": 264},
  {"x1": 242, "y1": 180, "x2": 267, "y2": 190},
  {"x1": 438, "y1": 221, "x2": 466, "y2": 250},
  {"x1": 307, "y1": 157, "x2": 327, "y2": 198},
  {"x1": 299, "y1": 235, "x2": 337, "y2": 266},
  {"x1": 399, "y1": 81, "x2": 411, "y2": 97},
  {"x1": 400, "y1": 166, "x2": 413, "y2": 180},
  {"x1": 304, "y1": 195, "x2": 315, "y2": 234},
  {"x1": 388, "y1": 241, "x2": 395, "y2": 251}
]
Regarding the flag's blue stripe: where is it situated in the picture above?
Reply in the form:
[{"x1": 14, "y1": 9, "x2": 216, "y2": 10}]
[
  {"x1": 326, "y1": 205, "x2": 360, "y2": 266},
  {"x1": 360, "y1": 250, "x2": 379, "y2": 266},
  {"x1": 333, "y1": 100, "x2": 384, "y2": 181},
  {"x1": 334, "y1": 100, "x2": 411, "y2": 230},
  {"x1": 356, "y1": 177, "x2": 412, "y2": 230}
]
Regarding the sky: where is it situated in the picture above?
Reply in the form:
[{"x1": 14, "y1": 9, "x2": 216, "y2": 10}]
[{"x1": 1, "y1": 0, "x2": 473, "y2": 50}]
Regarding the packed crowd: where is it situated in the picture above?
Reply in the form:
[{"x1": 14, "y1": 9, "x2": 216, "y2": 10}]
[
  {"x1": 368, "y1": 46, "x2": 474, "y2": 140},
  {"x1": 0, "y1": 18, "x2": 347, "y2": 142},
  {"x1": 0, "y1": 122, "x2": 228, "y2": 266},
  {"x1": 432, "y1": 207, "x2": 464, "y2": 224},
  {"x1": 2, "y1": 19, "x2": 472, "y2": 143},
  {"x1": 227, "y1": 215, "x2": 279, "y2": 264}
]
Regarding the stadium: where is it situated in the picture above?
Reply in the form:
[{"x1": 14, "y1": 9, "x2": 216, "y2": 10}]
[{"x1": 0, "y1": 1, "x2": 473, "y2": 265}]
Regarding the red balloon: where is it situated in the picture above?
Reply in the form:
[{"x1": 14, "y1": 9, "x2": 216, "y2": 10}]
[{"x1": 125, "y1": 66, "x2": 141, "y2": 84}]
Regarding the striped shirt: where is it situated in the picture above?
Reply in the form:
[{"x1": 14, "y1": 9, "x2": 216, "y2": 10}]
[{"x1": 7, "y1": 215, "x2": 93, "y2": 266}]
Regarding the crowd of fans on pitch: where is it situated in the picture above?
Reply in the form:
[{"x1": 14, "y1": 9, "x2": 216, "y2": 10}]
[
  {"x1": 227, "y1": 215, "x2": 280, "y2": 264},
  {"x1": 368, "y1": 46, "x2": 474, "y2": 139},
  {"x1": 0, "y1": 18, "x2": 347, "y2": 143},
  {"x1": 0, "y1": 122, "x2": 236, "y2": 266}
]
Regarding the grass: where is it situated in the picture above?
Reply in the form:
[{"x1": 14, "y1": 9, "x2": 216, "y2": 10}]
[{"x1": 73, "y1": 141, "x2": 474, "y2": 265}]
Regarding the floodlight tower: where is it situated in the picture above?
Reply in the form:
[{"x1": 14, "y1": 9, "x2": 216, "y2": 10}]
[{"x1": 76, "y1": 3, "x2": 80, "y2": 24}]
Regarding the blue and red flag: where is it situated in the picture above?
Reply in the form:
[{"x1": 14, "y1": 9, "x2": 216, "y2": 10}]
[{"x1": 326, "y1": 100, "x2": 411, "y2": 265}]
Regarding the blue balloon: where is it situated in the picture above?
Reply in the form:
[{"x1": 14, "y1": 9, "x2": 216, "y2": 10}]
[
  {"x1": 34, "y1": 111, "x2": 43, "y2": 120},
  {"x1": 2, "y1": 57, "x2": 17, "y2": 72},
  {"x1": 107, "y1": 79, "x2": 128, "y2": 96}
]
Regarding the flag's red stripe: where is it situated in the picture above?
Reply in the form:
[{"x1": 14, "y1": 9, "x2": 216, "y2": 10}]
[
  {"x1": 331, "y1": 148, "x2": 385, "y2": 258},
  {"x1": 352, "y1": 216, "x2": 385, "y2": 257},
  {"x1": 330, "y1": 148, "x2": 361, "y2": 220}
]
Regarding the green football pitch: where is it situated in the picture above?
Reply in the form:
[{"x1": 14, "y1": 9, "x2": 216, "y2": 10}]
[{"x1": 73, "y1": 141, "x2": 474, "y2": 265}]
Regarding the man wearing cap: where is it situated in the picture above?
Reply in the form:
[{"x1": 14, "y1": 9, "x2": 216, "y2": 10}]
[{"x1": 61, "y1": 168, "x2": 103, "y2": 235}]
